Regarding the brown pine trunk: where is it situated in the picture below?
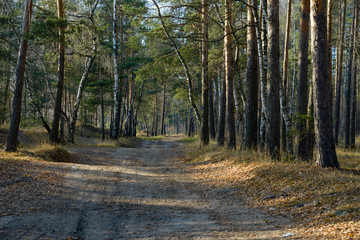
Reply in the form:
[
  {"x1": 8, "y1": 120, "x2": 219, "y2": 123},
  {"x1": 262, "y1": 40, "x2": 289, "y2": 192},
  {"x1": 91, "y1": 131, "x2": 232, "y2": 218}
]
[
  {"x1": 266, "y1": 0, "x2": 280, "y2": 158},
  {"x1": 345, "y1": 3, "x2": 356, "y2": 148},
  {"x1": 225, "y1": 0, "x2": 236, "y2": 149},
  {"x1": 310, "y1": 0, "x2": 339, "y2": 168},
  {"x1": 244, "y1": 0, "x2": 258, "y2": 149},
  {"x1": 334, "y1": 0, "x2": 347, "y2": 144},
  {"x1": 296, "y1": 0, "x2": 310, "y2": 160},
  {"x1": 50, "y1": 0, "x2": 65, "y2": 145},
  {"x1": 350, "y1": 0, "x2": 358, "y2": 147},
  {"x1": 201, "y1": 0, "x2": 209, "y2": 146},
  {"x1": 6, "y1": 0, "x2": 33, "y2": 152},
  {"x1": 217, "y1": 71, "x2": 226, "y2": 146},
  {"x1": 161, "y1": 83, "x2": 166, "y2": 135},
  {"x1": 209, "y1": 78, "x2": 216, "y2": 139}
]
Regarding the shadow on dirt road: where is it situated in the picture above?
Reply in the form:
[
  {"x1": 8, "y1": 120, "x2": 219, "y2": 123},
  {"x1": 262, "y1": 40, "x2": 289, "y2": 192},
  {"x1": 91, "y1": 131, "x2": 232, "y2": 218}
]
[{"x1": 0, "y1": 136, "x2": 294, "y2": 239}]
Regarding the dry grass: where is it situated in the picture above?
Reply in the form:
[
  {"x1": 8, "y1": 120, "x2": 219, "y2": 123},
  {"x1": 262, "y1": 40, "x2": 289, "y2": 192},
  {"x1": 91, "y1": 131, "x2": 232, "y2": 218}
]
[
  {"x1": 32, "y1": 144, "x2": 73, "y2": 163},
  {"x1": 183, "y1": 141, "x2": 360, "y2": 239}
]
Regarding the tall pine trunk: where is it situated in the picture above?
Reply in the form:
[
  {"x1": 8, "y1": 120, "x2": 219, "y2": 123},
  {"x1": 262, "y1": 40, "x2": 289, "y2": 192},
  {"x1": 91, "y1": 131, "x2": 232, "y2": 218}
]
[
  {"x1": 266, "y1": 0, "x2": 280, "y2": 158},
  {"x1": 350, "y1": 0, "x2": 359, "y2": 147},
  {"x1": 6, "y1": 0, "x2": 33, "y2": 152},
  {"x1": 224, "y1": 0, "x2": 236, "y2": 149},
  {"x1": 310, "y1": 0, "x2": 339, "y2": 168},
  {"x1": 201, "y1": 0, "x2": 209, "y2": 146},
  {"x1": 49, "y1": 0, "x2": 65, "y2": 145},
  {"x1": 334, "y1": 0, "x2": 347, "y2": 144},
  {"x1": 296, "y1": 0, "x2": 310, "y2": 160},
  {"x1": 345, "y1": 3, "x2": 356, "y2": 148},
  {"x1": 244, "y1": 0, "x2": 258, "y2": 149}
]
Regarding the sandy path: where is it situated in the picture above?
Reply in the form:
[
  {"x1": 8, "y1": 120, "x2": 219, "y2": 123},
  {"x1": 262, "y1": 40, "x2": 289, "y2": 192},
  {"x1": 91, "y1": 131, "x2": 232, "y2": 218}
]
[{"x1": 0, "y1": 136, "x2": 294, "y2": 239}]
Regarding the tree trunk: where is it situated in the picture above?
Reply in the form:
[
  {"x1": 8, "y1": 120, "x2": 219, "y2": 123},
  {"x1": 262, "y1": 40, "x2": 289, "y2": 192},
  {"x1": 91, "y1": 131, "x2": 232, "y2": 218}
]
[
  {"x1": 224, "y1": 0, "x2": 236, "y2": 149},
  {"x1": 334, "y1": 0, "x2": 347, "y2": 144},
  {"x1": 68, "y1": 55, "x2": 96, "y2": 143},
  {"x1": 217, "y1": 69, "x2": 226, "y2": 146},
  {"x1": 50, "y1": 0, "x2": 65, "y2": 145},
  {"x1": 101, "y1": 88, "x2": 105, "y2": 141},
  {"x1": 281, "y1": 0, "x2": 292, "y2": 154},
  {"x1": 310, "y1": 0, "x2": 339, "y2": 168},
  {"x1": 201, "y1": 0, "x2": 210, "y2": 146},
  {"x1": 266, "y1": 0, "x2": 280, "y2": 158},
  {"x1": 259, "y1": 0, "x2": 268, "y2": 150},
  {"x1": 161, "y1": 83, "x2": 166, "y2": 136},
  {"x1": 280, "y1": 0, "x2": 294, "y2": 156},
  {"x1": 209, "y1": 78, "x2": 216, "y2": 140},
  {"x1": 112, "y1": 0, "x2": 121, "y2": 139},
  {"x1": 6, "y1": 0, "x2": 33, "y2": 152},
  {"x1": 350, "y1": 0, "x2": 358, "y2": 147},
  {"x1": 296, "y1": 0, "x2": 310, "y2": 160},
  {"x1": 244, "y1": 0, "x2": 258, "y2": 149},
  {"x1": 345, "y1": 3, "x2": 356, "y2": 148},
  {"x1": 327, "y1": 0, "x2": 333, "y2": 110}
]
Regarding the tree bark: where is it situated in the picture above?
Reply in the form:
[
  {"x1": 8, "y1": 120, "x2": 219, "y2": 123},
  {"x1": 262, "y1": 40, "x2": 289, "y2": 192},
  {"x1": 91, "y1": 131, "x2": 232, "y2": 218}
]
[
  {"x1": 244, "y1": 0, "x2": 258, "y2": 149},
  {"x1": 224, "y1": 0, "x2": 236, "y2": 149},
  {"x1": 209, "y1": 78, "x2": 216, "y2": 139},
  {"x1": 350, "y1": 0, "x2": 358, "y2": 147},
  {"x1": 310, "y1": 0, "x2": 339, "y2": 168},
  {"x1": 112, "y1": 0, "x2": 121, "y2": 139},
  {"x1": 345, "y1": 3, "x2": 356, "y2": 148},
  {"x1": 6, "y1": 0, "x2": 33, "y2": 152},
  {"x1": 49, "y1": 0, "x2": 65, "y2": 145},
  {"x1": 296, "y1": 0, "x2": 310, "y2": 160},
  {"x1": 266, "y1": 0, "x2": 280, "y2": 158},
  {"x1": 259, "y1": 0, "x2": 268, "y2": 150},
  {"x1": 334, "y1": 0, "x2": 347, "y2": 144},
  {"x1": 161, "y1": 82, "x2": 166, "y2": 135},
  {"x1": 201, "y1": 0, "x2": 210, "y2": 146},
  {"x1": 280, "y1": 0, "x2": 294, "y2": 156},
  {"x1": 68, "y1": 55, "x2": 96, "y2": 143},
  {"x1": 281, "y1": 0, "x2": 292, "y2": 154},
  {"x1": 101, "y1": 88, "x2": 105, "y2": 141}
]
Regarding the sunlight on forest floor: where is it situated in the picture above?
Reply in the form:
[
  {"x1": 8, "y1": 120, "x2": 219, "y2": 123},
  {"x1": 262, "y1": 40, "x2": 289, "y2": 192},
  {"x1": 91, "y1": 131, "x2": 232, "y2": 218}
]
[{"x1": 184, "y1": 140, "x2": 360, "y2": 239}]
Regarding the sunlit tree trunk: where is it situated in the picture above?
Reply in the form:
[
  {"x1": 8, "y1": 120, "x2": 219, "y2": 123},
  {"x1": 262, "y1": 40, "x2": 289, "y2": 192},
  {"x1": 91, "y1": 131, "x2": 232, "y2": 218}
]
[
  {"x1": 6, "y1": 0, "x2": 33, "y2": 152},
  {"x1": 310, "y1": 0, "x2": 339, "y2": 168}
]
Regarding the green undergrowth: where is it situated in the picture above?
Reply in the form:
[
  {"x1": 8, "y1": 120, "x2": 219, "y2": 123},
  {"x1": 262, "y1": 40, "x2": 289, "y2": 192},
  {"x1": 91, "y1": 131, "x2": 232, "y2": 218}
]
[
  {"x1": 139, "y1": 136, "x2": 166, "y2": 141},
  {"x1": 179, "y1": 137, "x2": 197, "y2": 143}
]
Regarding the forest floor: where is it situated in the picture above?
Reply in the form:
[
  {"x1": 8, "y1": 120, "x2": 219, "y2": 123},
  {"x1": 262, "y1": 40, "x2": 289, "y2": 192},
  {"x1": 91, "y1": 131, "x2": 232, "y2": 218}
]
[
  {"x1": 0, "y1": 135, "x2": 300, "y2": 239},
  {"x1": 1, "y1": 132, "x2": 359, "y2": 239}
]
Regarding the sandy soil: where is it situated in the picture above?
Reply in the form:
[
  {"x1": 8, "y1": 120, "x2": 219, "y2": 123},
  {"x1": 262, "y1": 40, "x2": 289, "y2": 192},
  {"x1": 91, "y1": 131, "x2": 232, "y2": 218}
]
[{"x1": 0, "y1": 136, "x2": 296, "y2": 239}]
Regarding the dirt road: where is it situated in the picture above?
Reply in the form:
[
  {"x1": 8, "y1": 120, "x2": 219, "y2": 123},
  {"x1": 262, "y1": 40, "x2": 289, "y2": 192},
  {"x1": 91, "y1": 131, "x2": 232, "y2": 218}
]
[{"x1": 0, "y1": 137, "x2": 293, "y2": 239}]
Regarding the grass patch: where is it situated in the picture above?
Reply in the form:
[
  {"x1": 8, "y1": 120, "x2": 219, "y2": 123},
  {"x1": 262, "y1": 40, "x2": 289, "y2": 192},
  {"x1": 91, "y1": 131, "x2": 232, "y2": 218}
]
[
  {"x1": 184, "y1": 141, "x2": 360, "y2": 239},
  {"x1": 179, "y1": 137, "x2": 197, "y2": 143},
  {"x1": 140, "y1": 136, "x2": 166, "y2": 141},
  {"x1": 33, "y1": 145, "x2": 73, "y2": 163}
]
